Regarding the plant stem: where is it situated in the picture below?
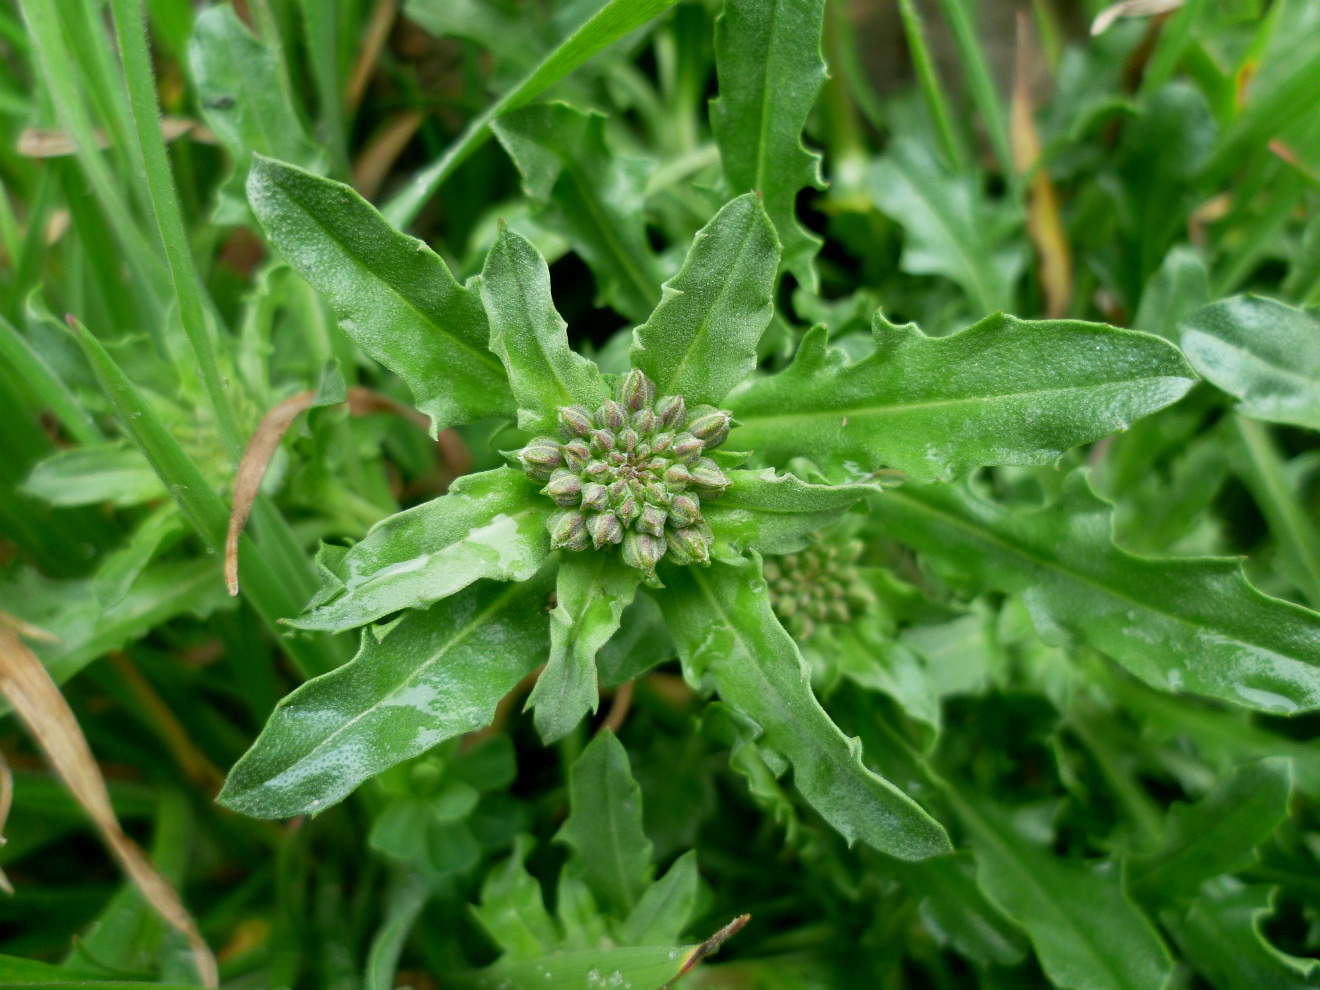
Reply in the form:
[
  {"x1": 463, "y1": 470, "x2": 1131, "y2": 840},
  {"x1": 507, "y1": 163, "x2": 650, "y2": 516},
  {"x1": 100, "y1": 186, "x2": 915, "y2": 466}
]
[
  {"x1": 896, "y1": 0, "x2": 967, "y2": 173},
  {"x1": 933, "y1": 0, "x2": 1011, "y2": 174}
]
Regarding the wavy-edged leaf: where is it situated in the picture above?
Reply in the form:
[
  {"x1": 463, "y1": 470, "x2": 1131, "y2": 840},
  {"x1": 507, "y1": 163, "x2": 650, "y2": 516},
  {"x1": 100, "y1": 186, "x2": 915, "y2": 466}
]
[
  {"x1": 472, "y1": 833, "x2": 560, "y2": 960},
  {"x1": 1180, "y1": 295, "x2": 1320, "y2": 430},
  {"x1": 20, "y1": 440, "x2": 165, "y2": 507},
  {"x1": 492, "y1": 103, "x2": 662, "y2": 323},
  {"x1": 630, "y1": 193, "x2": 778, "y2": 408},
  {"x1": 290, "y1": 468, "x2": 551, "y2": 633},
  {"x1": 480, "y1": 222, "x2": 608, "y2": 434},
  {"x1": 870, "y1": 470, "x2": 1320, "y2": 714},
  {"x1": 619, "y1": 850, "x2": 699, "y2": 946},
  {"x1": 247, "y1": 155, "x2": 513, "y2": 434},
  {"x1": 217, "y1": 571, "x2": 554, "y2": 819},
  {"x1": 710, "y1": 0, "x2": 826, "y2": 290},
  {"x1": 457, "y1": 944, "x2": 702, "y2": 990},
  {"x1": 658, "y1": 557, "x2": 951, "y2": 860},
  {"x1": 704, "y1": 469, "x2": 876, "y2": 555},
  {"x1": 729, "y1": 314, "x2": 1195, "y2": 482}
]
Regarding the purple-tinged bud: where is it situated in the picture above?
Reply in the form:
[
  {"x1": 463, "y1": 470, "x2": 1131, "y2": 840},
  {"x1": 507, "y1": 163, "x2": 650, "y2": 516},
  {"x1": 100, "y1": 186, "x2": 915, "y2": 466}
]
[
  {"x1": 518, "y1": 437, "x2": 563, "y2": 480},
  {"x1": 587, "y1": 511, "x2": 624, "y2": 548},
  {"x1": 690, "y1": 457, "x2": 731, "y2": 499},
  {"x1": 663, "y1": 462, "x2": 691, "y2": 491},
  {"x1": 650, "y1": 431, "x2": 675, "y2": 455},
  {"x1": 607, "y1": 479, "x2": 631, "y2": 505},
  {"x1": 607, "y1": 450, "x2": 627, "y2": 467},
  {"x1": 686, "y1": 407, "x2": 732, "y2": 448},
  {"x1": 551, "y1": 511, "x2": 589, "y2": 551},
  {"x1": 595, "y1": 400, "x2": 628, "y2": 430},
  {"x1": 668, "y1": 493, "x2": 701, "y2": 528},
  {"x1": 622, "y1": 529, "x2": 665, "y2": 572},
  {"x1": 589, "y1": 429, "x2": 615, "y2": 454},
  {"x1": 580, "y1": 482, "x2": 610, "y2": 513},
  {"x1": 654, "y1": 394, "x2": 686, "y2": 432},
  {"x1": 665, "y1": 526, "x2": 711, "y2": 566},
  {"x1": 618, "y1": 428, "x2": 639, "y2": 454},
  {"x1": 638, "y1": 503, "x2": 667, "y2": 538},
  {"x1": 671, "y1": 433, "x2": 704, "y2": 464},
  {"x1": 829, "y1": 600, "x2": 851, "y2": 623},
  {"x1": 631, "y1": 408, "x2": 656, "y2": 435},
  {"x1": 584, "y1": 459, "x2": 610, "y2": 481},
  {"x1": 629, "y1": 479, "x2": 647, "y2": 502},
  {"x1": 615, "y1": 494, "x2": 641, "y2": 525},
  {"x1": 645, "y1": 456, "x2": 672, "y2": 476},
  {"x1": 562, "y1": 439, "x2": 590, "y2": 472},
  {"x1": 643, "y1": 479, "x2": 670, "y2": 505},
  {"x1": 635, "y1": 440, "x2": 652, "y2": 459},
  {"x1": 619, "y1": 369, "x2": 657, "y2": 411},
  {"x1": 542, "y1": 470, "x2": 582, "y2": 507},
  {"x1": 557, "y1": 404, "x2": 595, "y2": 438}
]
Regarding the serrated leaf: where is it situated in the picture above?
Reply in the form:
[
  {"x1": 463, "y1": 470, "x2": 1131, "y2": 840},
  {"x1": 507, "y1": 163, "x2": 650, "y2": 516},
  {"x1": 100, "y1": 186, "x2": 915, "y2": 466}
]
[
  {"x1": 290, "y1": 468, "x2": 551, "y2": 633},
  {"x1": 1180, "y1": 295, "x2": 1320, "y2": 430},
  {"x1": 728, "y1": 314, "x2": 1195, "y2": 482},
  {"x1": 246, "y1": 155, "x2": 513, "y2": 433},
  {"x1": 630, "y1": 193, "x2": 778, "y2": 408},
  {"x1": 618, "y1": 850, "x2": 699, "y2": 946},
  {"x1": 1126, "y1": 758, "x2": 1291, "y2": 906},
  {"x1": 20, "y1": 440, "x2": 166, "y2": 507},
  {"x1": 952, "y1": 793, "x2": 1173, "y2": 990},
  {"x1": 658, "y1": 557, "x2": 951, "y2": 860},
  {"x1": 901, "y1": 852, "x2": 1028, "y2": 967},
  {"x1": 492, "y1": 103, "x2": 662, "y2": 323},
  {"x1": 703, "y1": 469, "x2": 876, "y2": 555},
  {"x1": 555, "y1": 727, "x2": 654, "y2": 918},
  {"x1": 481, "y1": 222, "x2": 609, "y2": 433},
  {"x1": 472, "y1": 834, "x2": 560, "y2": 961},
  {"x1": 217, "y1": 571, "x2": 554, "y2": 819},
  {"x1": 710, "y1": 0, "x2": 826, "y2": 290}
]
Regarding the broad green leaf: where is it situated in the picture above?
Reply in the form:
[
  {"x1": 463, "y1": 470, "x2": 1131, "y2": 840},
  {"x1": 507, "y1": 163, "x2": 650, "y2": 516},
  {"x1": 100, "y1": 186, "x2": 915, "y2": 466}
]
[
  {"x1": 20, "y1": 441, "x2": 166, "y2": 507},
  {"x1": 1126, "y1": 758, "x2": 1291, "y2": 906},
  {"x1": 710, "y1": 0, "x2": 826, "y2": 290},
  {"x1": 618, "y1": 850, "x2": 699, "y2": 946},
  {"x1": 728, "y1": 315, "x2": 1195, "y2": 482},
  {"x1": 456, "y1": 944, "x2": 701, "y2": 990},
  {"x1": 472, "y1": 834, "x2": 561, "y2": 961},
  {"x1": 704, "y1": 469, "x2": 876, "y2": 555},
  {"x1": 364, "y1": 872, "x2": 432, "y2": 990},
  {"x1": 1180, "y1": 295, "x2": 1320, "y2": 430},
  {"x1": 630, "y1": 193, "x2": 778, "y2": 408},
  {"x1": 1133, "y1": 245, "x2": 1209, "y2": 341},
  {"x1": 556, "y1": 727, "x2": 654, "y2": 917},
  {"x1": 866, "y1": 139, "x2": 1024, "y2": 314},
  {"x1": 247, "y1": 155, "x2": 513, "y2": 433},
  {"x1": 596, "y1": 590, "x2": 676, "y2": 687},
  {"x1": 528, "y1": 553, "x2": 641, "y2": 744},
  {"x1": 93, "y1": 504, "x2": 186, "y2": 608},
  {"x1": 0, "y1": 312, "x2": 100, "y2": 446},
  {"x1": 871, "y1": 471, "x2": 1320, "y2": 714},
  {"x1": 901, "y1": 852, "x2": 1028, "y2": 967},
  {"x1": 491, "y1": 103, "x2": 662, "y2": 323},
  {"x1": 480, "y1": 222, "x2": 608, "y2": 433},
  {"x1": 217, "y1": 571, "x2": 554, "y2": 819},
  {"x1": 951, "y1": 793, "x2": 1173, "y2": 990},
  {"x1": 188, "y1": 5, "x2": 324, "y2": 224},
  {"x1": 555, "y1": 874, "x2": 608, "y2": 951},
  {"x1": 658, "y1": 557, "x2": 951, "y2": 860},
  {"x1": 1165, "y1": 884, "x2": 1320, "y2": 990},
  {"x1": 290, "y1": 468, "x2": 552, "y2": 633}
]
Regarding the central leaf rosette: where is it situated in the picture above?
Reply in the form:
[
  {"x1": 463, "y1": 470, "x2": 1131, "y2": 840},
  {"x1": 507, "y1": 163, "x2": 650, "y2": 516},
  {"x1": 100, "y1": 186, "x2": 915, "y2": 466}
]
[{"x1": 516, "y1": 369, "x2": 732, "y2": 575}]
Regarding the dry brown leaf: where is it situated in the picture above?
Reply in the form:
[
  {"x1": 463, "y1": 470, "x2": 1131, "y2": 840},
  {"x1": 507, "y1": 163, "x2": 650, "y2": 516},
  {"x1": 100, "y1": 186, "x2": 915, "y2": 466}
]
[
  {"x1": 17, "y1": 118, "x2": 203, "y2": 158},
  {"x1": 0, "y1": 748, "x2": 13, "y2": 895},
  {"x1": 661, "y1": 914, "x2": 751, "y2": 989},
  {"x1": 346, "y1": 0, "x2": 400, "y2": 112},
  {"x1": 600, "y1": 680, "x2": 634, "y2": 735},
  {"x1": 1091, "y1": 0, "x2": 1184, "y2": 36},
  {"x1": 0, "y1": 625, "x2": 217, "y2": 986},
  {"x1": 0, "y1": 609, "x2": 62, "y2": 644},
  {"x1": 353, "y1": 110, "x2": 426, "y2": 200}
]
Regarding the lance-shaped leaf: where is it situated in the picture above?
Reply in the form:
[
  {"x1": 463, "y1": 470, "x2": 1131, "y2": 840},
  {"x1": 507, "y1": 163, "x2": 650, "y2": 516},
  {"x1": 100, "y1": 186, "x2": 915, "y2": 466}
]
[
  {"x1": 729, "y1": 315, "x2": 1195, "y2": 482},
  {"x1": 704, "y1": 469, "x2": 876, "y2": 555},
  {"x1": 949, "y1": 792, "x2": 1173, "y2": 990},
  {"x1": 290, "y1": 468, "x2": 551, "y2": 633},
  {"x1": 630, "y1": 193, "x2": 778, "y2": 408},
  {"x1": 247, "y1": 155, "x2": 513, "y2": 433},
  {"x1": 491, "y1": 103, "x2": 662, "y2": 324},
  {"x1": 1126, "y1": 758, "x2": 1291, "y2": 907},
  {"x1": 619, "y1": 850, "x2": 700, "y2": 946},
  {"x1": 480, "y1": 223, "x2": 608, "y2": 434},
  {"x1": 1180, "y1": 295, "x2": 1320, "y2": 430},
  {"x1": 218, "y1": 571, "x2": 554, "y2": 819},
  {"x1": 20, "y1": 441, "x2": 166, "y2": 507},
  {"x1": 898, "y1": 852, "x2": 1028, "y2": 967},
  {"x1": 555, "y1": 727, "x2": 654, "y2": 917},
  {"x1": 472, "y1": 834, "x2": 561, "y2": 960},
  {"x1": 658, "y1": 557, "x2": 950, "y2": 860},
  {"x1": 527, "y1": 553, "x2": 641, "y2": 743},
  {"x1": 870, "y1": 471, "x2": 1320, "y2": 715},
  {"x1": 710, "y1": 0, "x2": 826, "y2": 291}
]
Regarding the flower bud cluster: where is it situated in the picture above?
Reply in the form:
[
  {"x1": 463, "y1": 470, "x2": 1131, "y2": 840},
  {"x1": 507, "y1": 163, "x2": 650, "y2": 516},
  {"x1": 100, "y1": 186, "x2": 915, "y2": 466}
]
[
  {"x1": 516, "y1": 369, "x2": 734, "y2": 576},
  {"x1": 764, "y1": 539, "x2": 876, "y2": 641}
]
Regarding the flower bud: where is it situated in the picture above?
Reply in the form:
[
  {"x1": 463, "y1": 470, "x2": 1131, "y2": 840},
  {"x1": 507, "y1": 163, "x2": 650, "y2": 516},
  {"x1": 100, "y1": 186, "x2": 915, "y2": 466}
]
[
  {"x1": 631, "y1": 408, "x2": 656, "y2": 435},
  {"x1": 654, "y1": 394, "x2": 686, "y2": 431},
  {"x1": 671, "y1": 432, "x2": 704, "y2": 464},
  {"x1": 584, "y1": 459, "x2": 610, "y2": 481},
  {"x1": 690, "y1": 457, "x2": 731, "y2": 498},
  {"x1": 668, "y1": 493, "x2": 701, "y2": 528},
  {"x1": 643, "y1": 479, "x2": 670, "y2": 505},
  {"x1": 665, "y1": 525, "x2": 710, "y2": 566},
  {"x1": 638, "y1": 503, "x2": 667, "y2": 538},
  {"x1": 550, "y1": 511, "x2": 589, "y2": 551},
  {"x1": 619, "y1": 369, "x2": 657, "y2": 411},
  {"x1": 617, "y1": 427, "x2": 639, "y2": 454},
  {"x1": 649, "y1": 431, "x2": 675, "y2": 455},
  {"x1": 622, "y1": 529, "x2": 665, "y2": 572},
  {"x1": 580, "y1": 482, "x2": 610, "y2": 513},
  {"x1": 562, "y1": 439, "x2": 590, "y2": 472},
  {"x1": 607, "y1": 479, "x2": 631, "y2": 504},
  {"x1": 595, "y1": 400, "x2": 628, "y2": 430},
  {"x1": 686, "y1": 407, "x2": 732, "y2": 448},
  {"x1": 663, "y1": 462, "x2": 691, "y2": 491},
  {"x1": 518, "y1": 437, "x2": 562, "y2": 480},
  {"x1": 557, "y1": 404, "x2": 595, "y2": 438},
  {"x1": 587, "y1": 511, "x2": 623, "y2": 548},
  {"x1": 589, "y1": 429, "x2": 615, "y2": 453},
  {"x1": 615, "y1": 493, "x2": 641, "y2": 525},
  {"x1": 542, "y1": 470, "x2": 582, "y2": 507}
]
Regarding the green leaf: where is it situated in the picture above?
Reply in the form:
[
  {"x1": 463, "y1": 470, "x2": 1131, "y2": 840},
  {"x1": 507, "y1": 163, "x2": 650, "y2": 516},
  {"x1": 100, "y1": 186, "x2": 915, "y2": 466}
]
[
  {"x1": 491, "y1": 103, "x2": 662, "y2": 323},
  {"x1": 658, "y1": 557, "x2": 951, "y2": 860},
  {"x1": 901, "y1": 852, "x2": 1028, "y2": 967},
  {"x1": 866, "y1": 139, "x2": 1024, "y2": 314},
  {"x1": 728, "y1": 314, "x2": 1195, "y2": 482},
  {"x1": 556, "y1": 727, "x2": 654, "y2": 917},
  {"x1": 1180, "y1": 295, "x2": 1320, "y2": 430},
  {"x1": 704, "y1": 469, "x2": 875, "y2": 555},
  {"x1": 1126, "y1": 758, "x2": 1291, "y2": 906},
  {"x1": 1133, "y1": 245, "x2": 1210, "y2": 341},
  {"x1": 247, "y1": 154, "x2": 514, "y2": 433},
  {"x1": 596, "y1": 590, "x2": 676, "y2": 687},
  {"x1": 217, "y1": 571, "x2": 554, "y2": 819},
  {"x1": 472, "y1": 834, "x2": 561, "y2": 961},
  {"x1": 20, "y1": 440, "x2": 166, "y2": 507},
  {"x1": 480, "y1": 222, "x2": 608, "y2": 433},
  {"x1": 618, "y1": 850, "x2": 699, "y2": 946},
  {"x1": 188, "y1": 5, "x2": 324, "y2": 224},
  {"x1": 950, "y1": 792, "x2": 1173, "y2": 990},
  {"x1": 0, "y1": 312, "x2": 100, "y2": 446},
  {"x1": 528, "y1": 553, "x2": 642, "y2": 744},
  {"x1": 404, "y1": 0, "x2": 546, "y2": 77},
  {"x1": 630, "y1": 193, "x2": 778, "y2": 408},
  {"x1": 364, "y1": 873, "x2": 432, "y2": 990},
  {"x1": 457, "y1": 944, "x2": 700, "y2": 990},
  {"x1": 871, "y1": 470, "x2": 1320, "y2": 715},
  {"x1": 290, "y1": 468, "x2": 552, "y2": 633},
  {"x1": 93, "y1": 504, "x2": 186, "y2": 608},
  {"x1": 710, "y1": 0, "x2": 826, "y2": 290}
]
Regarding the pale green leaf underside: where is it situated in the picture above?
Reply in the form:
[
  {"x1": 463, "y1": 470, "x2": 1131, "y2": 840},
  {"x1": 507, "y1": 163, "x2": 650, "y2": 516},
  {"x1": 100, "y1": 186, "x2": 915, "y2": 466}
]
[
  {"x1": 20, "y1": 440, "x2": 166, "y2": 507},
  {"x1": 704, "y1": 468, "x2": 876, "y2": 554}
]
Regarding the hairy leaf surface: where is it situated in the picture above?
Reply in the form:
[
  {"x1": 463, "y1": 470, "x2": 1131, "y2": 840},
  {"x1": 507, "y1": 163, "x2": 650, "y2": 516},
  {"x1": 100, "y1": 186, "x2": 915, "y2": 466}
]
[{"x1": 704, "y1": 469, "x2": 876, "y2": 555}]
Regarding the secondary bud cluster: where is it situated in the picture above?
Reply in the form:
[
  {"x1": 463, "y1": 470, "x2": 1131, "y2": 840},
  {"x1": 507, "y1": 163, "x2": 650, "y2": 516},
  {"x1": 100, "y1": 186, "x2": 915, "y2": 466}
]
[
  {"x1": 517, "y1": 369, "x2": 733, "y2": 576},
  {"x1": 764, "y1": 539, "x2": 876, "y2": 641}
]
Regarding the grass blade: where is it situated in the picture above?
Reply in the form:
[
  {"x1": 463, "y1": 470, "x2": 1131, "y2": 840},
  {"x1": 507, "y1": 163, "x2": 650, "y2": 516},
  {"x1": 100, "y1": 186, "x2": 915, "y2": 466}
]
[
  {"x1": 895, "y1": 0, "x2": 966, "y2": 172},
  {"x1": 933, "y1": 0, "x2": 1011, "y2": 174}
]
